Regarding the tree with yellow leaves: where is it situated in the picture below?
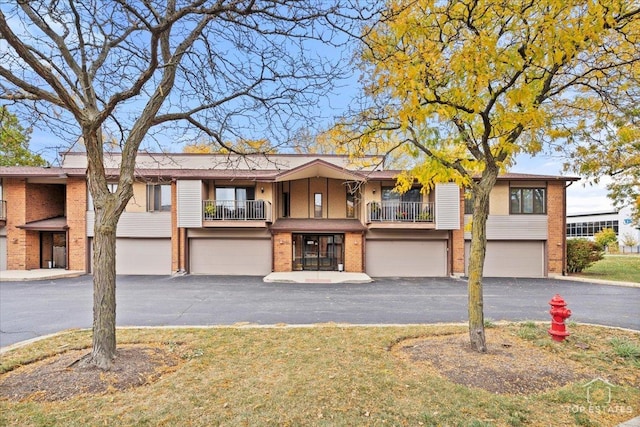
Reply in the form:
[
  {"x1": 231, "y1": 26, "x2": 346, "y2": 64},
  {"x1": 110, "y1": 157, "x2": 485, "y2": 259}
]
[
  {"x1": 351, "y1": 0, "x2": 640, "y2": 352},
  {"x1": 566, "y1": 107, "x2": 640, "y2": 225}
]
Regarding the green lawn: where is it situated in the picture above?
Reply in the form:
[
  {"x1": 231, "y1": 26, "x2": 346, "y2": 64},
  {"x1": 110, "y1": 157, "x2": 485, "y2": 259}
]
[
  {"x1": 1, "y1": 324, "x2": 639, "y2": 426},
  {"x1": 579, "y1": 254, "x2": 640, "y2": 283}
]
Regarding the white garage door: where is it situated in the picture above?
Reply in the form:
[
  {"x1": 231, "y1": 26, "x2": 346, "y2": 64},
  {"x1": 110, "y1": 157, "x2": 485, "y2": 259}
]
[
  {"x1": 90, "y1": 238, "x2": 172, "y2": 275},
  {"x1": 0, "y1": 236, "x2": 6, "y2": 270},
  {"x1": 190, "y1": 238, "x2": 271, "y2": 275},
  {"x1": 366, "y1": 240, "x2": 447, "y2": 277},
  {"x1": 465, "y1": 241, "x2": 544, "y2": 277}
]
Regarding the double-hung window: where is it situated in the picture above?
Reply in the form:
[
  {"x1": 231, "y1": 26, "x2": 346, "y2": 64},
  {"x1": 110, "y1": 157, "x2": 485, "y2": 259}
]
[
  {"x1": 510, "y1": 188, "x2": 546, "y2": 214},
  {"x1": 147, "y1": 184, "x2": 171, "y2": 212}
]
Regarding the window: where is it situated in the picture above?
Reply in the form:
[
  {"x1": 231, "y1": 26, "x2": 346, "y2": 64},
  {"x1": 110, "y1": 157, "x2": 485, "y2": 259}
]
[
  {"x1": 282, "y1": 192, "x2": 290, "y2": 217},
  {"x1": 215, "y1": 187, "x2": 255, "y2": 205},
  {"x1": 314, "y1": 193, "x2": 323, "y2": 218},
  {"x1": 510, "y1": 188, "x2": 546, "y2": 214},
  {"x1": 87, "y1": 183, "x2": 117, "y2": 211},
  {"x1": 346, "y1": 190, "x2": 355, "y2": 218},
  {"x1": 147, "y1": 184, "x2": 171, "y2": 212},
  {"x1": 382, "y1": 187, "x2": 421, "y2": 203},
  {"x1": 566, "y1": 219, "x2": 619, "y2": 237}
]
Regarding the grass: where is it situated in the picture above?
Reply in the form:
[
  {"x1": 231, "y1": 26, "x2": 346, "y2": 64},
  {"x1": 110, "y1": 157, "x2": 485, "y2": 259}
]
[
  {"x1": 1, "y1": 324, "x2": 639, "y2": 426},
  {"x1": 578, "y1": 254, "x2": 640, "y2": 283}
]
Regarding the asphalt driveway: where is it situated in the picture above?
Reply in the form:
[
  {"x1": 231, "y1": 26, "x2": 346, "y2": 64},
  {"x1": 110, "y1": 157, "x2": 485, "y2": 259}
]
[{"x1": 1, "y1": 275, "x2": 639, "y2": 348}]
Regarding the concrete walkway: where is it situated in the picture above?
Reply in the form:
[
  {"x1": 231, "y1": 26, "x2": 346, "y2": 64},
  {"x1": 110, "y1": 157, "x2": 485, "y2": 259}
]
[
  {"x1": 263, "y1": 271, "x2": 372, "y2": 283},
  {"x1": 0, "y1": 269, "x2": 373, "y2": 284},
  {"x1": 0, "y1": 269, "x2": 85, "y2": 282}
]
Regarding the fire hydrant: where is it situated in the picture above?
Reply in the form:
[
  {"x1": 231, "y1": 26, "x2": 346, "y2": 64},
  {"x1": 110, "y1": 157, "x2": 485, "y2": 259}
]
[{"x1": 548, "y1": 294, "x2": 572, "y2": 342}]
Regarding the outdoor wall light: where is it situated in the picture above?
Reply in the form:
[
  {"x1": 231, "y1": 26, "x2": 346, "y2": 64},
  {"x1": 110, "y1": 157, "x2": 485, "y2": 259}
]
[
  {"x1": 372, "y1": 189, "x2": 376, "y2": 194},
  {"x1": 261, "y1": 187, "x2": 264, "y2": 193}
]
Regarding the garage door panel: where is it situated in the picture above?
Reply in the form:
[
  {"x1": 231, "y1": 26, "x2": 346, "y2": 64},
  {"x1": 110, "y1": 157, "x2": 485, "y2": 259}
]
[
  {"x1": 90, "y1": 238, "x2": 171, "y2": 275},
  {"x1": 366, "y1": 240, "x2": 447, "y2": 277},
  {"x1": 190, "y1": 238, "x2": 271, "y2": 275},
  {"x1": 465, "y1": 241, "x2": 544, "y2": 277}
]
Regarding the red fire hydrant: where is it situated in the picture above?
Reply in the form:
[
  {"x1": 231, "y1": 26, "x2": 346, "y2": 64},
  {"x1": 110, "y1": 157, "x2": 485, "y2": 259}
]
[{"x1": 548, "y1": 294, "x2": 572, "y2": 342}]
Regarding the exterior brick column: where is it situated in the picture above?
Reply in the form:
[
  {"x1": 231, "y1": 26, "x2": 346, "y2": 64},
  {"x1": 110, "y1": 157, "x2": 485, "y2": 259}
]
[
  {"x1": 451, "y1": 188, "x2": 466, "y2": 276},
  {"x1": 273, "y1": 232, "x2": 292, "y2": 272},
  {"x1": 5, "y1": 178, "x2": 28, "y2": 270},
  {"x1": 344, "y1": 232, "x2": 363, "y2": 272},
  {"x1": 66, "y1": 177, "x2": 87, "y2": 271},
  {"x1": 547, "y1": 181, "x2": 566, "y2": 275}
]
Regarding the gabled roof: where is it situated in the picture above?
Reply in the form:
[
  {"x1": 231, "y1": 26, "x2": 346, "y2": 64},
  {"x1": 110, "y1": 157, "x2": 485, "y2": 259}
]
[{"x1": 274, "y1": 159, "x2": 367, "y2": 182}]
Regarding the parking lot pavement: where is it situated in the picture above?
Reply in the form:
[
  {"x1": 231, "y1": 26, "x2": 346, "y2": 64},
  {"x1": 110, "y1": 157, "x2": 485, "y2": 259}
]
[{"x1": 1, "y1": 275, "x2": 639, "y2": 349}]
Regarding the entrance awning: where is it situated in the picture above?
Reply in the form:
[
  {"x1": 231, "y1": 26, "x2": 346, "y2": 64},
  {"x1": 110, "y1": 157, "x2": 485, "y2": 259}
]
[
  {"x1": 270, "y1": 218, "x2": 366, "y2": 233},
  {"x1": 17, "y1": 216, "x2": 68, "y2": 231},
  {"x1": 274, "y1": 159, "x2": 366, "y2": 182}
]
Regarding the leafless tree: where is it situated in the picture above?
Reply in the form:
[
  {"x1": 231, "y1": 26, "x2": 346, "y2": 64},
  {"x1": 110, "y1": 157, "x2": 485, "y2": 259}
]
[{"x1": 0, "y1": 0, "x2": 366, "y2": 369}]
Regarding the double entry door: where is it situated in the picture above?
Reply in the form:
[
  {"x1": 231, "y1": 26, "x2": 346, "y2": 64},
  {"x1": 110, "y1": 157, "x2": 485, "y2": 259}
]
[{"x1": 293, "y1": 234, "x2": 344, "y2": 271}]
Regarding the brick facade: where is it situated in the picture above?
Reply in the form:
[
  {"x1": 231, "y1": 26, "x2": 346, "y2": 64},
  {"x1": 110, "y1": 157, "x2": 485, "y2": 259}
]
[
  {"x1": 451, "y1": 188, "x2": 466, "y2": 276},
  {"x1": 66, "y1": 177, "x2": 87, "y2": 271},
  {"x1": 546, "y1": 181, "x2": 566, "y2": 275},
  {"x1": 273, "y1": 232, "x2": 292, "y2": 272},
  {"x1": 5, "y1": 179, "x2": 28, "y2": 269},
  {"x1": 344, "y1": 232, "x2": 364, "y2": 272}
]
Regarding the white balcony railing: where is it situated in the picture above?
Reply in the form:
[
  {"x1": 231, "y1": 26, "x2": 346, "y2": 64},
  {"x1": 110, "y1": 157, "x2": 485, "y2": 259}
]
[
  {"x1": 203, "y1": 199, "x2": 272, "y2": 221},
  {"x1": 366, "y1": 201, "x2": 434, "y2": 223}
]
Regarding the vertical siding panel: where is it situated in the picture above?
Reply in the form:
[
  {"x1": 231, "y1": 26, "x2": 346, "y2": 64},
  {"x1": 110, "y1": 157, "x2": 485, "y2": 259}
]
[
  {"x1": 435, "y1": 183, "x2": 461, "y2": 230},
  {"x1": 177, "y1": 180, "x2": 202, "y2": 228}
]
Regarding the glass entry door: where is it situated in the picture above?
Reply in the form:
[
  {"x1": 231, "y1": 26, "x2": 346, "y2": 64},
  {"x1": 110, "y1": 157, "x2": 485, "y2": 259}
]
[{"x1": 294, "y1": 234, "x2": 344, "y2": 271}]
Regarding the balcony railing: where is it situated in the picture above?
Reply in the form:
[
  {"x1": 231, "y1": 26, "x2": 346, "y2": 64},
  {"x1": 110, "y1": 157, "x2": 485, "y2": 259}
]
[
  {"x1": 366, "y1": 201, "x2": 434, "y2": 223},
  {"x1": 0, "y1": 200, "x2": 6, "y2": 221},
  {"x1": 203, "y1": 199, "x2": 272, "y2": 222}
]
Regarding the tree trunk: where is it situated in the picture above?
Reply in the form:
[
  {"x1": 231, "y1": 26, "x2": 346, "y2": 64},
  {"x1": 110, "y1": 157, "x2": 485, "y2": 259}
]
[
  {"x1": 467, "y1": 166, "x2": 499, "y2": 353},
  {"x1": 88, "y1": 207, "x2": 119, "y2": 370}
]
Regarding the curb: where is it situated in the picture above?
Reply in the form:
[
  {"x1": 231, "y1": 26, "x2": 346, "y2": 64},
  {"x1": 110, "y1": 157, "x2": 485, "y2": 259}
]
[{"x1": 550, "y1": 275, "x2": 640, "y2": 288}]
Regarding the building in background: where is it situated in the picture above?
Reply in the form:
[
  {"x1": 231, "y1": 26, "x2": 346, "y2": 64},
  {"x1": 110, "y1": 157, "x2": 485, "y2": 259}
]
[{"x1": 566, "y1": 206, "x2": 640, "y2": 252}]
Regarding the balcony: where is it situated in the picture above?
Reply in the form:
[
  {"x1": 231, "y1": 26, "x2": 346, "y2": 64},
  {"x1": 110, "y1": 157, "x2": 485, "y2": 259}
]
[
  {"x1": 203, "y1": 199, "x2": 272, "y2": 224},
  {"x1": 366, "y1": 201, "x2": 435, "y2": 227}
]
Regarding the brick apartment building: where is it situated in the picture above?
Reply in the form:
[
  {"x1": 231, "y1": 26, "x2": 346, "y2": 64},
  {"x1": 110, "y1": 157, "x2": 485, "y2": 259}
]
[{"x1": 0, "y1": 152, "x2": 578, "y2": 277}]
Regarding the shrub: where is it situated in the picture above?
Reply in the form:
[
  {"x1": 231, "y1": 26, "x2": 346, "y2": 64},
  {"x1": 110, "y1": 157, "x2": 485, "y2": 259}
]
[
  {"x1": 567, "y1": 238, "x2": 604, "y2": 273},
  {"x1": 594, "y1": 228, "x2": 618, "y2": 252}
]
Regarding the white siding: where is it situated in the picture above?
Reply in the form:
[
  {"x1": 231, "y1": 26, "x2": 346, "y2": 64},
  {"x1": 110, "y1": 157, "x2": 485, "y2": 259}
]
[
  {"x1": 177, "y1": 180, "x2": 202, "y2": 228},
  {"x1": 464, "y1": 215, "x2": 548, "y2": 240},
  {"x1": 435, "y1": 183, "x2": 460, "y2": 230},
  {"x1": 86, "y1": 211, "x2": 171, "y2": 237}
]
